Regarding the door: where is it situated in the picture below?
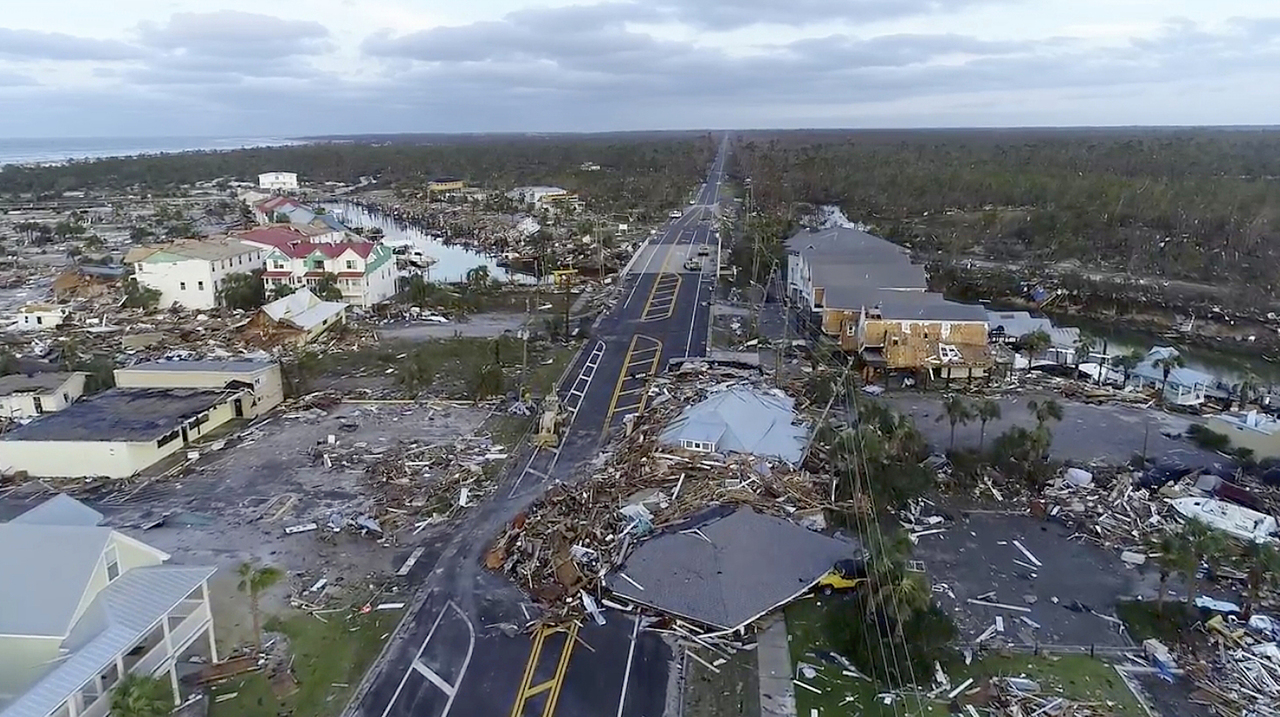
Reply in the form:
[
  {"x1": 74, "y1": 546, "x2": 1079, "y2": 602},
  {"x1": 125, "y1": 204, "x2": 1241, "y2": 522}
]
[
  {"x1": 181, "y1": 426, "x2": 189, "y2": 444},
  {"x1": 233, "y1": 398, "x2": 244, "y2": 418}
]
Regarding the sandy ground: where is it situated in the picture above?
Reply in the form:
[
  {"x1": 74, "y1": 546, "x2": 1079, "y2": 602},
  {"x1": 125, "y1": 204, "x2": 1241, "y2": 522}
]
[{"x1": 380, "y1": 312, "x2": 527, "y2": 340}]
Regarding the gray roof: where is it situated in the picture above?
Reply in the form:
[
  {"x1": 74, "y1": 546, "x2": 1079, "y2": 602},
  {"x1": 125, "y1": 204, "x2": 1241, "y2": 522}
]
[
  {"x1": 985, "y1": 311, "x2": 1052, "y2": 337},
  {"x1": 872, "y1": 293, "x2": 988, "y2": 322},
  {"x1": 120, "y1": 359, "x2": 275, "y2": 374},
  {"x1": 659, "y1": 387, "x2": 808, "y2": 463},
  {"x1": 1, "y1": 388, "x2": 232, "y2": 442},
  {"x1": 786, "y1": 226, "x2": 911, "y2": 263},
  {"x1": 262, "y1": 288, "x2": 347, "y2": 331},
  {"x1": 10, "y1": 494, "x2": 103, "y2": 527},
  {"x1": 605, "y1": 507, "x2": 854, "y2": 631},
  {"x1": 1131, "y1": 347, "x2": 1216, "y2": 388},
  {"x1": 0, "y1": 372, "x2": 79, "y2": 397},
  {"x1": 1, "y1": 565, "x2": 215, "y2": 717},
  {"x1": 0, "y1": 523, "x2": 113, "y2": 637},
  {"x1": 812, "y1": 261, "x2": 927, "y2": 291}
]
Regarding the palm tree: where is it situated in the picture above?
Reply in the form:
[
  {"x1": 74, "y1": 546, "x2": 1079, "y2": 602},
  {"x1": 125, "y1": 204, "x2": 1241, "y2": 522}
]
[
  {"x1": 1236, "y1": 373, "x2": 1261, "y2": 411},
  {"x1": 237, "y1": 561, "x2": 283, "y2": 652},
  {"x1": 110, "y1": 673, "x2": 172, "y2": 717},
  {"x1": 1074, "y1": 333, "x2": 1097, "y2": 369},
  {"x1": 1241, "y1": 541, "x2": 1280, "y2": 617},
  {"x1": 1115, "y1": 349, "x2": 1145, "y2": 387},
  {"x1": 869, "y1": 570, "x2": 932, "y2": 638},
  {"x1": 1018, "y1": 330, "x2": 1052, "y2": 371},
  {"x1": 1170, "y1": 522, "x2": 1231, "y2": 615},
  {"x1": 975, "y1": 399, "x2": 1001, "y2": 451},
  {"x1": 936, "y1": 395, "x2": 973, "y2": 449},
  {"x1": 1148, "y1": 531, "x2": 1181, "y2": 615},
  {"x1": 1152, "y1": 351, "x2": 1186, "y2": 405},
  {"x1": 1026, "y1": 398, "x2": 1064, "y2": 429}
]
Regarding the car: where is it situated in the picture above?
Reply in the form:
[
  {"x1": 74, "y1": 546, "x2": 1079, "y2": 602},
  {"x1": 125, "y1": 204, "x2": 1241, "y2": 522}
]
[
  {"x1": 815, "y1": 558, "x2": 868, "y2": 595},
  {"x1": 683, "y1": 257, "x2": 702, "y2": 271},
  {"x1": 668, "y1": 210, "x2": 682, "y2": 218},
  {"x1": 696, "y1": 245, "x2": 711, "y2": 256}
]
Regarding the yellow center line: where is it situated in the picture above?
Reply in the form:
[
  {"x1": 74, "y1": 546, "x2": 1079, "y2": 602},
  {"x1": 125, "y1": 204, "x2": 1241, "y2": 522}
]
[
  {"x1": 602, "y1": 335, "x2": 664, "y2": 437},
  {"x1": 508, "y1": 628, "x2": 551, "y2": 717},
  {"x1": 541, "y1": 622, "x2": 581, "y2": 717}
]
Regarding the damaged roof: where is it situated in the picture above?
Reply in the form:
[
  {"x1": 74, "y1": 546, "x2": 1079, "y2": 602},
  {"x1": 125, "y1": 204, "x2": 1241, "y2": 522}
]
[
  {"x1": 605, "y1": 506, "x2": 854, "y2": 631},
  {"x1": 0, "y1": 388, "x2": 233, "y2": 442},
  {"x1": 0, "y1": 372, "x2": 80, "y2": 397},
  {"x1": 261, "y1": 288, "x2": 347, "y2": 331},
  {"x1": 658, "y1": 386, "x2": 808, "y2": 463}
]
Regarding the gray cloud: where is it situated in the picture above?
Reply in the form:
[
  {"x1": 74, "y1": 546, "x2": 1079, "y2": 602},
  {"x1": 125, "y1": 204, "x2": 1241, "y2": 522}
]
[
  {"x1": 137, "y1": 11, "x2": 332, "y2": 59},
  {"x1": 3, "y1": 5, "x2": 1280, "y2": 137},
  {"x1": 0, "y1": 28, "x2": 145, "y2": 61},
  {"x1": 125, "y1": 11, "x2": 335, "y2": 87},
  {"x1": 653, "y1": 0, "x2": 1020, "y2": 30}
]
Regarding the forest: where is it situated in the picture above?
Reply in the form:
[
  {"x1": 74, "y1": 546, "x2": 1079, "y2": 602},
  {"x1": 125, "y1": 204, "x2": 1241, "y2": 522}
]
[
  {"x1": 729, "y1": 128, "x2": 1280, "y2": 291},
  {"x1": 0, "y1": 132, "x2": 718, "y2": 216}
]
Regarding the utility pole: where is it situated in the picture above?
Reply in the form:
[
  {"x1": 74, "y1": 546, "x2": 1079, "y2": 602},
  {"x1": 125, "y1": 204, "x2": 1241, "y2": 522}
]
[{"x1": 520, "y1": 296, "x2": 530, "y2": 392}]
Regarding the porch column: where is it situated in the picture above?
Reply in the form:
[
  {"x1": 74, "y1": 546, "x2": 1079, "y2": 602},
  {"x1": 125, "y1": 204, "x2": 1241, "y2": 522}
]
[
  {"x1": 203, "y1": 580, "x2": 219, "y2": 662},
  {"x1": 168, "y1": 663, "x2": 181, "y2": 706}
]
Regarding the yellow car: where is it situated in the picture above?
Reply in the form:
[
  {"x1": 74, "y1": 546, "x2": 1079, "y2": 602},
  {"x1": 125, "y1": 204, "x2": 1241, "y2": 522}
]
[{"x1": 815, "y1": 559, "x2": 869, "y2": 595}]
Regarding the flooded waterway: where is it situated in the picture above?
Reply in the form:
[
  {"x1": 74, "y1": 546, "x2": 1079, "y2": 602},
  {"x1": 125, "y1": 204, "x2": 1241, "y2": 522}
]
[{"x1": 319, "y1": 201, "x2": 532, "y2": 284}]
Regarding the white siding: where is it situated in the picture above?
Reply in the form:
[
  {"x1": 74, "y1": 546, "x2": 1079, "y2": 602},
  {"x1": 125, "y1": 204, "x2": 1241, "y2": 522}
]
[
  {"x1": 134, "y1": 250, "x2": 265, "y2": 310},
  {"x1": 113, "y1": 366, "x2": 283, "y2": 417},
  {"x1": 0, "y1": 374, "x2": 86, "y2": 419}
]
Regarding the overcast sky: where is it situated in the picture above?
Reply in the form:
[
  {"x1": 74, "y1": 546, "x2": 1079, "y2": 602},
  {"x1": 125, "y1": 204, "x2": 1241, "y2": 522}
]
[{"x1": 2, "y1": 0, "x2": 1278, "y2": 137}]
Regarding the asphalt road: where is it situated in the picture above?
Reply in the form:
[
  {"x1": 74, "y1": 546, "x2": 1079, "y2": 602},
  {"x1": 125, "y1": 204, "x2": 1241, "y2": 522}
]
[{"x1": 350, "y1": 137, "x2": 732, "y2": 717}]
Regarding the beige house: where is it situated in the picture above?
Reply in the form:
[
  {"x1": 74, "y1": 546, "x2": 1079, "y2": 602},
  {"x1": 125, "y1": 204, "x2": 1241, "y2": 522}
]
[
  {"x1": 0, "y1": 387, "x2": 245, "y2": 478},
  {"x1": 241, "y1": 288, "x2": 347, "y2": 348},
  {"x1": 0, "y1": 495, "x2": 216, "y2": 717},
  {"x1": 856, "y1": 296, "x2": 992, "y2": 381},
  {"x1": 114, "y1": 360, "x2": 283, "y2": 419},
  {"x1": 0, "y1": 373, "x2": 87, "y2": 419}
]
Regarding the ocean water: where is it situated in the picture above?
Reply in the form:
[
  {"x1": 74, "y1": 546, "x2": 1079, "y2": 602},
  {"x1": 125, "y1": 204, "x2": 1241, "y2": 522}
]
[{"x1": 0, "y1": 136, "x2": 304, "y2": 166}]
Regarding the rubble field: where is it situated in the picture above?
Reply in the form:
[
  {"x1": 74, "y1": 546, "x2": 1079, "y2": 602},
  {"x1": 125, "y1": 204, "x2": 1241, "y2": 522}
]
[
  {"x1": 912, "y1": 513, "x2": 1157, "y2": 648},
  {"x1": 2, "y1": 398, "x2": 492, "y2": 647}
]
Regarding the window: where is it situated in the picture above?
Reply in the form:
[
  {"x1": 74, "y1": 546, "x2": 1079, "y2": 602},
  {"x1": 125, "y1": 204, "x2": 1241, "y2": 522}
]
[
  {"x1": 197, "y1": 281, "x2": 205, "y2": 291},
  {"x1": 32, "y1": 396, "x2": 44, "y2": 414},
  {"x1": 62, "y1": 392, "x2": 69, "y2": 403},
  {"x1": 36, "y1": 316, "x2": 43, "y2": 325},
  {"x1": 273, "y1": 261, "x2": 285, "y2": 269},
  {"x1": 346, "y1": 260, "x2": 357, "y2": 270},
  {"x1": 180, "y1": 281, "x2": 187, "y2": 290},
  {"x1": 105, "y1": 546, "x2": 120, "y2": 582}
]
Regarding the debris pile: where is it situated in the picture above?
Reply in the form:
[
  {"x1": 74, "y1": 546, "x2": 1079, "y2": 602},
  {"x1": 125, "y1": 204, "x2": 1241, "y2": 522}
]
[
  {"x1": 987, "y1": 676, "x2": 1118, "y2": 717},
  {"x1": 363, "y1": 435, "x2": 509, "y2": 533},
  {"x1": 1187, "y1": 617, "x2": 1280, "y2": 716},
  {"x1": 486, "y1": 365, "x2": 839, "y2": 623}
]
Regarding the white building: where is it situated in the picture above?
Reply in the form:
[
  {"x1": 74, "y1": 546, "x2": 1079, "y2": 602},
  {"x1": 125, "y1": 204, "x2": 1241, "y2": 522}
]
[
  {"x1": 125, "y1": 238, "x2": 265, "y2": 310},
  {"x1": 15, "y1": 305, "x2": 70, "y2": 331},
  {"x1": 0, "y1": 361, "x2": 282, "y2": 479},
  {"x1": 0, "y1": 372, "x2": 87, "y2": 419},
  {"x1": 0, "y1": 495, "x2": 217, "y2": 717},
  {"x1": 257, "y1": 171, "x2": 298, "y2": 191},
  {"x1": 239, "y1": 227, "x2": 397, "y2": 308}
]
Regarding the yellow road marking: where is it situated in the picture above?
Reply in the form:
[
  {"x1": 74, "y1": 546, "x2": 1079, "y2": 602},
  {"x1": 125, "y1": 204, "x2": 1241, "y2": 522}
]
[
  {"x1": 541, "y1": 622, "x2": 581, "y2": 717},
  {"x1": 641, "y1": 274, "x2": 681, "y2": 322},
  {"x1": 603, "y1": 335, "x2": 663, "y2": 436},
  {"x1": 522, "y1": 679, "x2": 555, "y2": 699},
  {"x1": 508, "y1": 628, "x2": 551, "y2": 717}
]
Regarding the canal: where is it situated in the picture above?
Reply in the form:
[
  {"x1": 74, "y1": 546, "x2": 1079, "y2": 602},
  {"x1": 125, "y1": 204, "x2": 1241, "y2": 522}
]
[{"x1": 319, "y1": 201, "x2": 531, "y2": 284}]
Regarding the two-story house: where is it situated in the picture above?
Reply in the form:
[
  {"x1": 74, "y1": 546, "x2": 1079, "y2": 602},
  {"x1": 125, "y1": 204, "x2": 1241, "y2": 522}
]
[
  {"x1": 251, "y1": 198, "x2": 346, "y2": 237},
  {"x1": 124, "y1": 238, "x2": 265, "y2": 310},
  {"x1": 785, "y1": 226, "x2": 927, "y2": 349},
  {"x1": 0, "y1": 494, "x2": 217, "y2": 717},
  {"x1": 239, "y1": 226, "x2": 396, "y2": 307}
]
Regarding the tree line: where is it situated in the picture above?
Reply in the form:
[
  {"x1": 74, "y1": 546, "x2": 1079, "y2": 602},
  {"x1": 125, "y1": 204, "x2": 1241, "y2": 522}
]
[
  {"x1": 0, "y1": 134, "x2": 718, "y2": 220},
  {"x1": 729, "y1": 128, "x2": 1280, "y2": 291}
]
